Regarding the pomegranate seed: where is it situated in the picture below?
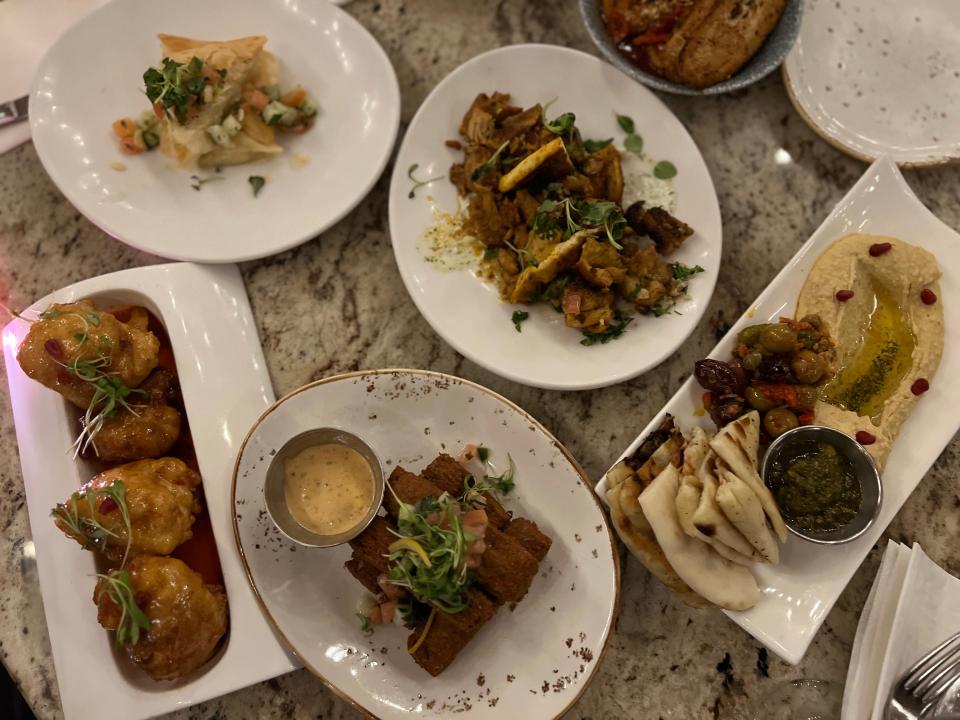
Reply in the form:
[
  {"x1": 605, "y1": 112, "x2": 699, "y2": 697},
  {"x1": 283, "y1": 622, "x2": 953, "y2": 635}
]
[
  {"x1": 99, "y1": 497, "x2": 118, "y2": 514},
  {"x1": 920, "y1": 289, "x2": 937, "y2": 305},
  {"x1": 911, "y1": 378, "x2": 930, "y2": 396},
  {"x1": 869, "y1": 242, "x2": 892, "y2": 257},
  {"x1": 856, "y1": 431, "x2": 876, "y2": 445},
  {"x1": 835, "y1": 289, "x2": 854, "y2": 302},
  {"x1": 134, "y1": 591, "x2": 151, "y2": 609},
  {"x1": 44, "y1": 339, "x2": 63, "y2": 359}
]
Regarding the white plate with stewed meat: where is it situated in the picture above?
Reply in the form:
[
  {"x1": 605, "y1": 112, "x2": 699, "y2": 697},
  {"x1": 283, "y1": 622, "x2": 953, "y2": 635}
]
[
  {"x1": 232, "y1": 369, "x2": 619, "y2": 719},
  {"x1": 388, "y1": 44, "x2": 721, "y2": 390}
]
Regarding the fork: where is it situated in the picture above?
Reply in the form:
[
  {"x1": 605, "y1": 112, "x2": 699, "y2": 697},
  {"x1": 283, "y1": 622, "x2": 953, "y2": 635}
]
[{"x1": 887, "y1": 631, "x2": 960, "y2": 719}]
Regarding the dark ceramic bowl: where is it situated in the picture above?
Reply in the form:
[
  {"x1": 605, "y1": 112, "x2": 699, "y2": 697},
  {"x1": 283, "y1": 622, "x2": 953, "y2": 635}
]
[{"x1": 579, "y1": 0, "x2": 803, "y2": 96}]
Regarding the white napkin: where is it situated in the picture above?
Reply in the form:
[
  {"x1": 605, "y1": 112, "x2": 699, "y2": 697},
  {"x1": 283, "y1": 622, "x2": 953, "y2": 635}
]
[
  {"x1": 0, "y1": 0, "x2": 108, "y2": 155},
  {"x1": 842, "y1": 542, "x2": 960, "y2": 719}
]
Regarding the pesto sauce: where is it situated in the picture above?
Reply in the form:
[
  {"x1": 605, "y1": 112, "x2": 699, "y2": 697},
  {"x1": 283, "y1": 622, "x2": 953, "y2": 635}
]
[{"x1": 767, "y1": 442, "x2": 861, "y2": 533}]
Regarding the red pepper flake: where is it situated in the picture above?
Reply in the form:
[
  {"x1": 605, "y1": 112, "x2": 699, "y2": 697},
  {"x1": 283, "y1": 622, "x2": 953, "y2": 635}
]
[
  {"x1": 869, "y1": 242, "x2": 892, "y2": 257},
  {"x1": 99, "y1": 496, "x2": 118, "y2": 514},
  {"x1": 835, "y1": 289, "x2": 855, "y2": 302},
  {"x1": 911, "y1": 378, "x2": 930, "y2": 396},
  {"x1": 920, "y1": 289, "x2": 937, "y2": 305},
  {"x1": 856, "y1": 431, "x2": 876, "y2": 445}
]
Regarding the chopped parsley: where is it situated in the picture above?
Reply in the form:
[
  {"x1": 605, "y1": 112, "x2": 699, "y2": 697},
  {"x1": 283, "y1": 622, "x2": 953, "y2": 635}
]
[
  {"x1": 511, "y1": 310, "x2": 529, "y2": 332},
  {"x1": 616, "y1": 113, "x2": 636, "y2": 134},
  {"x1": 624, "y1": 133, "x2": 643, "y2": 155},
  {"x1": 672, "y1": 263, "x2": 705, "y2": 281},
  {"x1": 654, "y1": 160, "x2": 678, "y2": 179},
  {"x1": 531, "y1": 198, "x2": 627, "y2": 250},
  {"x1": 583, "y1": 138, "x2": 613, "y2": 153},
  {"x1": 248, "y1": 175, "x2": 266, "y2": 197},
  {"x1": 545, "y1": 112, "x2": 576, "y2": 136},
  {"x1": 580, "y1": 314, "x2": 633, "y2": 346}
]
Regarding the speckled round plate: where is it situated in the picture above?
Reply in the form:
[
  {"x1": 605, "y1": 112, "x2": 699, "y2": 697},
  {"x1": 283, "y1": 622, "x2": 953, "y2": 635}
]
[
  {"x1": 232, "y1": 369, "x2": 619, "y2": 720},
  {"x1": 784, "y1": 0, "x2": 960, "y2": 166}
]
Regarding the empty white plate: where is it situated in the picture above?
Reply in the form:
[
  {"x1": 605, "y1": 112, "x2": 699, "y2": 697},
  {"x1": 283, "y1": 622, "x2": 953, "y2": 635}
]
[
  {"x1": 784, "y1": 0, "x2": 960, "y2": 166},
  {"x1": 30, "y1": 0, "x2": 400, "y2": 262},
  {"x1": 388, "y1": 44, "x2": 722, "y2": 390}
]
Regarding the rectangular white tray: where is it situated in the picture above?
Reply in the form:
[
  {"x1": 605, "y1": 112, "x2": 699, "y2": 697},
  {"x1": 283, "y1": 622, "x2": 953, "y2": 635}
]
[
  {"x1": 595, "y1": 156, "x2": 960, "y2": 665},
  {"x1": 2, "y1": 263, "x2": 297, "y2": 720}
]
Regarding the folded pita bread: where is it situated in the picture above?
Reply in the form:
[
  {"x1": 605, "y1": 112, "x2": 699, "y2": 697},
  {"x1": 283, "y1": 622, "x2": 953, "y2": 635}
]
[
  {"x1": 639, "y1": 465, "x2": 760, "y2": 611},
  {"x1": 681, "y1": 426, "x2": 710, "y2": 476},
  {"x1": 716, "y1": 469, "x2": 780, "y2": 564},
  {"x1": 692, "y1": 453, "x2": 760, "y2": 559},
  {"x1": 676, "y1": 474, "x2": 757, "y2": 566},
  {"x1": 606, "y1": 470, "x2": 711, "y2": 609},
  {"x1": 709, "y1": 411, "x2": 788, "y2": 542}
]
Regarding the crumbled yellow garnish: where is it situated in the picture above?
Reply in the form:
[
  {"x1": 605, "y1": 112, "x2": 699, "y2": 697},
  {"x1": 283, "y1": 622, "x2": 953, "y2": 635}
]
[{"x1": 407, "y1": 607, "x2": 438, "y2": 655}]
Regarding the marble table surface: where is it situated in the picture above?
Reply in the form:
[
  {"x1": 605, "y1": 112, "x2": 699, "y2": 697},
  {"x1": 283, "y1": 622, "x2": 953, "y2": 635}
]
[{"x1": 1, "y1": 1, "x2": 959, "y2": 718}]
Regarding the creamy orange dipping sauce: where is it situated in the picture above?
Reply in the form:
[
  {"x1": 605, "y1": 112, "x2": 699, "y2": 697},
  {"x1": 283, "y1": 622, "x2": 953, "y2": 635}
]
[{"x1": 284, "y1": 444, "x2": 374, "y2": 535}]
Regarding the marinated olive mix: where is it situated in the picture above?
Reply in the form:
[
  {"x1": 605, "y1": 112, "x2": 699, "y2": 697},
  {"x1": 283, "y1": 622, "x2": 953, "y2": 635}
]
[{"x1": 694, "y1": 317, "x2": 836, "y2": 438}]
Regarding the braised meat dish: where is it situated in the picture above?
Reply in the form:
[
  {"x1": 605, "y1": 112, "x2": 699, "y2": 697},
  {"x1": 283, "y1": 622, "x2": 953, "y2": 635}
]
[{"x1": 448, "y1": 92, "x2": 699, "y2": 342}]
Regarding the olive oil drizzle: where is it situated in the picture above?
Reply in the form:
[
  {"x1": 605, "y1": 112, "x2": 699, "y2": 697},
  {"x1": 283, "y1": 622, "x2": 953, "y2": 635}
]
[{"x1": 822, "y1": 281, "x2": 915, "y2": 422}]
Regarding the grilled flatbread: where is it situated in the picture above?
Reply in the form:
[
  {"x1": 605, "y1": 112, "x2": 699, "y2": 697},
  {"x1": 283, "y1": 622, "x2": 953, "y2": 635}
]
[
  {"x1": 676, "y1": 474, "x2": 757, "y2": 566},
  {"x1": 716, "y1": 469, "x2": 780, "y2": 564},
  {"x1": 692, "y1": 453, "x2": 760, "y2": 559},
  {"x1": 639, "y1": 464, "x2": 760, "y2": 611},
  {"x1": 681, "y1": 426, "x2": 710, "y2": 476},
  {"x1": 709, "y1": 412, "x2": 788, "y2": 542}
]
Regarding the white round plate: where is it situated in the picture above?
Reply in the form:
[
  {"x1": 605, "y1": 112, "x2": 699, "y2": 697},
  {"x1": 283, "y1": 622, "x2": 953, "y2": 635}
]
[
  {"x1": 784, "y1": 0, "x2": 960, "y2": 166},
  {"x1": 232, "y1": 369, "x2": 619, "y2": 720},
  {"x1": 30, "y1": 0, "x2": 400, "y2": 262},
  {"x1": 388, "y1": 44, "x2": 721, "y2": 391}
]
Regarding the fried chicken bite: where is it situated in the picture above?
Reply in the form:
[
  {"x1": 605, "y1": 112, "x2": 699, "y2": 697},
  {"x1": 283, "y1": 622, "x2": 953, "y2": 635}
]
[
  {"x1": 94, "y1": 555, "x2": 228, "y2": 681},
  {"x1": 89, "y1": 370, "x2": 182, "y2": 462},
  {"x1": 16, "y1": 301, "x2": 159, "y2": 409},
  {"x1": 53, "y1": 458, "x2": 201, "y2": 561}
]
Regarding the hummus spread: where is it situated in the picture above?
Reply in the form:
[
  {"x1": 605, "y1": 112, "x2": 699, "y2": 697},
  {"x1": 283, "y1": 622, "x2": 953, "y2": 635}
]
[{"x1": 795, "y1": 233, "x2": 943, "y2": 467}]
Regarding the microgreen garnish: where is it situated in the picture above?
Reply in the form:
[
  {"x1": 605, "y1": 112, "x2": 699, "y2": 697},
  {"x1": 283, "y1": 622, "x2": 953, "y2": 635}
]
[
  {"x1": 52, "y1": 479, "x2": 134, "y2": 565},
  {"x1": 624, "y1": 134, "x2": 644, "y2": 155},
  {"x1": 672, "y1": 263, "x2": 705, "y2": 282},
  {"x1": 470, "y1": 140, "x2": 509, "y2": 182},
  {"x1": 476, "y1": 446, "x2": 490, "y2": 464},
  {"x1": 40, "y1": 308, "x2": 61, "y2": 320},
  {"x1": 386, "y1": 492, "x2": 472, "y2": 613},
  {"x1": 580, "y1": 313, "x2": 633, "y2": 346},
  {"x1": 407, "y1": 163, "x2": 446, "y2": 199},
  {"x1": 60, "y1": 355, "x2": 145, "y2": 456},
  {"x1": 532, "y1": 275, "x2": 570, "y2": 310},
  {"x1": 95, "y1": 569, "x2": 151, "y2": 647},
  {"x1": 503, "y1": 237, "x2": 536, "y2": 270},
  {"x1": 398, "y1": 599, "x2": 432, "y2": 626},
  {"x1": 189, "y1": 174, "x2": 224, "y2": 191},
  {"x1": 654, "y1": 160, "x2": 678, "y2": 179},
  {"x1": 583, "y1": 138, "x2": 613, "y2": 153},
  {"x1": 248, "y1": 175, "x2": 266, "y2": 197},
  {"x1": 532, "y1": 198, "x2": 626, "y2": 250},
  {"x1": 545, "y1": 112, "x2": 576, "y2": 136},
  {"x1": 651, "y1": 301, "x2": 681, "y2": 317},
  {"x1": 143, "y1": 57, "x2": 207, "y2": 123},
  {"x1": 482, "y1": 247, "x2": 498, "y2": 261},
  {"x1": 616, "y1": 113, "x2": 635, "y2": 134},
  {"x1": 356, "y1": 612, "x2": 373, "y2": 635},
  {"x1": 461, "y1": 452, "x2": 517, "y2": 508},
  {"x1": 511, "y1": 310, "x2": 529, "y2": 332}
]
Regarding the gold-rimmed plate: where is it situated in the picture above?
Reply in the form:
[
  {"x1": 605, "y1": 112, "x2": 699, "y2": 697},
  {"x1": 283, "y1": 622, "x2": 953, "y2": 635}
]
[{"x1": 232, "y1": 369, "x2": 619, "y2": 719}]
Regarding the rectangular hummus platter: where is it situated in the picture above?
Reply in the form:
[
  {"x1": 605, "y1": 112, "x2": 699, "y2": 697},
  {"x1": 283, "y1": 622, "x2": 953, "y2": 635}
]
[{"x1": 595, "y1": 156, "x2": 960, "y2": 664}]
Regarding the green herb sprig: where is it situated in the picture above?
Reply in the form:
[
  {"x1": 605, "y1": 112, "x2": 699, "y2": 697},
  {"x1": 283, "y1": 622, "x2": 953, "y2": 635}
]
[
  {"x1": 95, "y1": 569, "x2": 151, "y2": 647},
  {"x1": 583, "y1": 138, "x2": 613, "y2": 153},
  {"x1": 511, "y1": 310, "x2": 529, "y2": 332},
  {"x1": 654, "y1": 160, "x2": 678, "y2": 179},
  {"x1": 143, "y1": 57, "x2": 207, "y2": 124},
  {"x1": 470, "y1": 140, "x2": 509, "y2": 182},
  {"x1": 249, "y1": 176, "x2": 266, "y2": 197},
  {"x1": 580, "y1": 313, "x2": 633, "y2": 346},
  {"x1": 671, "y1": 262, "x2": 705, "y2": 282},
  {"x1": 531, "y1": 198, "x2": 626, "y2": 250},
  {"x1": 407, "y1": 163, "x2": 446, "y2": 198},
  {"x1": 615, "y1": 112, "x2": 644, "y2": 156},
  {"x1": 60, "y1": 356, "x2": 145, "y2": 457},
  {"x1": 52, "y1": 479, "x2": 134, "y2": 566},
  {"x1": 545, "y1": 112, "x2": 576, "y2": 136}
]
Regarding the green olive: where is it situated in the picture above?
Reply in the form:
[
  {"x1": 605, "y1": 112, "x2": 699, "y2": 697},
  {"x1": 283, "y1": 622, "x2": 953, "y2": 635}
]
[
  {"x1": 763, "y1": 407, "x2": 800, "y2": 438},
  {"x1": 793, "y1": 385, "x2": 819, "y2": 411},
  {"x1": 737, "y1": 324, "x2": 767, "y2": 348},
  {"x1": 759, "y1": 325, "x2": 798, "y2": 353},
  {"x1": 741, "y1": 352, "x2": 763, "y2": 372},
  {"x1": 746, "y1": 386, "x2": 777, "y2": 411},
  {"x1": 791, "y1": 349, "x2": 825, "y2": 384}
]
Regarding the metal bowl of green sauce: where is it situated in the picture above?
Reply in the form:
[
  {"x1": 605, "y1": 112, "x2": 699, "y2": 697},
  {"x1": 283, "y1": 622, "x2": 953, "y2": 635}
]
[{"x1": 761, "y1": 425, "x2": 882, "y2": 545}]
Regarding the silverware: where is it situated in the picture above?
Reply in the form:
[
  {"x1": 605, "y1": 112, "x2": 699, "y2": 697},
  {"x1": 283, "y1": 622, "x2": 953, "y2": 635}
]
[
  {"x1": 0, "y1": 96, "x2": 29, "y2": 128},
  {"x1": 887, "y1": 631, "x2": 960, "y2": 719}
]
